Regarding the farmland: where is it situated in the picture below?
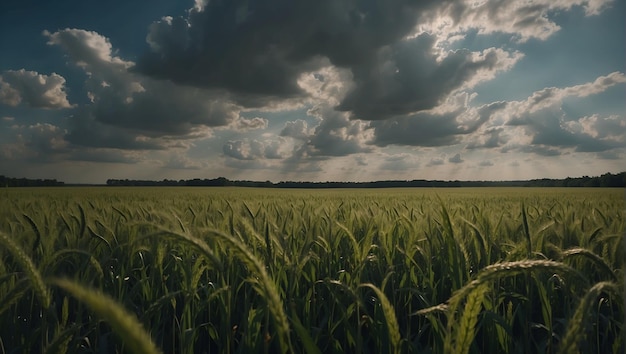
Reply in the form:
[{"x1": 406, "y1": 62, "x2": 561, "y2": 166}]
[{"x1": 0, "y1": 187, "x2": 623, "y2": 353}]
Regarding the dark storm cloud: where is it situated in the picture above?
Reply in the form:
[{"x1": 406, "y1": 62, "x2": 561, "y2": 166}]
[
  {"x1": 371, "y1": 112, "x2": 463, "y2": 147},
  {"x1": 137, "y1": 0, "x2": 443, "y2": 102},
  {"x1": 68, "y1": 149, "x2": 142, "y2": 164},
  {"x1": 64, "y1": 108, "x2": 166, "y2": 150},
  {"x1": 370, "y1": 97, "x2": 496, "y2": 147},
  {"x1": 337, "y1": 36, "x2": 517, "y2": 120},
  {"x1": 137, "y1": 1, "x2": 522, "y2": 118}
]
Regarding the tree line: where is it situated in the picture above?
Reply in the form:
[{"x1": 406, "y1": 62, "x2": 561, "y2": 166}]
[
  {"x1": 0, "y1": 176, "x2": 64, "y2": 187},
  {"x1": 105, "y1": 172, "x2": 625, "y2": 188},
  {"x1": 2, "y1": 172, "x2": 623, "y2": 188}
]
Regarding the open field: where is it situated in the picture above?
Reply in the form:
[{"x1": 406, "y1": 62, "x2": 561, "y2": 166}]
[{"x1": 0, "y1": 187, "x2": 624, "y2": 353}]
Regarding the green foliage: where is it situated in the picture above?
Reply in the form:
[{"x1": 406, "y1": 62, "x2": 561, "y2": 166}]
[{"x1": 0, "y1": 187, "x2": 623, "y2": 353}]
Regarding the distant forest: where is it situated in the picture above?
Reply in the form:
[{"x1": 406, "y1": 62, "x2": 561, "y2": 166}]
[
  {"x1": 105, "y1": 172, "x2": 625, "y2": 188},
  {"x1": 2, "y1": 172, "x2": 624, "y2": 188},
  {"x1": 0, "y1": 176, "x2": 64, "y2": 187}
]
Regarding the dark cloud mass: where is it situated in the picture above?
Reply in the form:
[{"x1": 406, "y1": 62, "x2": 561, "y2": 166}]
[
  {"x1": 338, "y1": 36, "x2": 515, "y2": 120},
  {"x1": 371, "y1": 98, "x2": 495, "y2": 147},
  {"x1": 136, "y1": 0, "x2": 452, "y2": 109}
]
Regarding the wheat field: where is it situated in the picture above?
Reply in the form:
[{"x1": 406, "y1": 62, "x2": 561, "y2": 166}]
[{"x1": 0, "y1": 187, "x2": 623, "y2": 353}]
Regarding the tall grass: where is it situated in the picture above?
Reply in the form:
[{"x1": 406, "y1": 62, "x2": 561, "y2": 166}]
[{"x1": 0, "y1": 187, "x2": 623, "y2": 353}]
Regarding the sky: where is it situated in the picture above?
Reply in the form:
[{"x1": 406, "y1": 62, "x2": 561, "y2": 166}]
[{"x1": 0, "y1": 0, "x2": 624, "y2": 184}]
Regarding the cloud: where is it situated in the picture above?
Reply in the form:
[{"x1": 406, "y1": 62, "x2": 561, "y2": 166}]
[
  {"x1": 370, "y1": 92, "x2": 498, "y2": 147},
  {"x1": 160, "y1": 153, "x2": 205, "y2": 169},
  {"x1": 478, "y1": 160, "x2": 494, "y2": 167},
  {"x1": 134, "y1": 0, "x2": 523, "y2": 120},
  {"x1": 529, "y1": 113, "x2": 625, "y2": 153},
  {"x1": 378, "y1": 153, "x2": 420, "y2": 171},
  {"x1": 64, "y1": 108, "x2": 167, "y2": 150},
  {"x1": 0, "y1": 122, "x2": 150, "y2": 165},
  {"x1": 1, "y1": 124, "x2": 67, "y2": 161},
  {"x1": 45, "y1": 28, "x2": 240, "y2": 147},
  {"x1": 296, "y1": 64, "x2": 354, "y2": 105},
  {"x1": 595, "y1": 150, "x2": 623, "y2": 160},
  {"x1": 337, "y1": 34, "x2": 521, "y2": 120},
  {"x1": 354, "y1": 155, "x2": 368, "y2": 166},
  {"x1": 68, "y1": 149, "x2": 143, "y2": 164},
  {"x1": 448, "y1": 72, "x2": 626, "y2": 156},
  {"x1": 280, "y1": 119, "x2": 310, "y2": 140},
  {"x1": 448, "y1": 153, "x2": 464, "y2": 163},
  {"x1": 518, "y1": 72, "x2": 626, "y2": 115},
  {"x1": 564, "y1": 114, "x2": 625, "y2": 140},
  {"x1": 222, "y1": 138, "x2": 289, "y2": 160},
  {"x1": 466, "y1": 127, "x2": 506, "y2": 149},
  {"x1": 302, "y1": 105, "x2": 373, "y2": 157},
  {"x1": 495, "y1": 73, "x2": 626, "y2": 154},
  {"x1": 0, "y1": 69, "x2": 72, "y2": 109},
  {"x1": 231, "y1": 116, "x2": 268, "y2": 131},
  {"x1": 136, "y1": 1, "x2": 444, "y2": 102},
  {"x1": 427, "y1": 157, "x2": 445, "y2": 166},
  {"x1": 420, "y1": 0, "x2": 614, "y2": 44}
]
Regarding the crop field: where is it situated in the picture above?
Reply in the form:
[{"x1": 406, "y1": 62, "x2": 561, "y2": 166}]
[{"x1": 0, "y1": 187, "x2": 623, "y2": 353}]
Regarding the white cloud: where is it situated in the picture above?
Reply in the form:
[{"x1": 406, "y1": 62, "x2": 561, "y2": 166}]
[
  {"x1": 417, "y1": 0, "x2": 614, "y2": 44},
  {"x1": 564, "y1": 114, "x2": 626, "y2": 140},
  {"x1": 231, "y1": 116, "x2": 269, "y2": 131},
  {"x1": 0, "y1": 70, "x2": 72, "y2": 109},
  {"x1": 519, "y1": 72, "x2": 626, "y2": 115},
  {"x1": 456, "y1": 72, "x2": 626, "y2": 156},
  {"x1": 222, "y1": 138, "x2": 290, "y2": 161},
  {"x1": 303, "y1": 105, "x2": 373, "y2": 157},
  {"x1": 280, "y1": 119, "x2": 310, "y2": 140},
  {"x1": 296, "y1": 64, "x2": 354, "y2": 106}
]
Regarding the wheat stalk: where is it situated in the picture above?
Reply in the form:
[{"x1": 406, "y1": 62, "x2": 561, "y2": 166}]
[
  {"x1": 52, "y1": 278, "x2": 162, "y2": 354},
  {"x1": 449, "y1": 283, "x2": 489, "y2": 354},
  {"x1": 207, "y1": 229, "x2": 293, "y2": 353},
  {"x1": 558, "y1": 281, "x2": 621, "y2": 354},
  {"x1": 0, "y1": 230, "x2": 50, "y2": 309},
  {"x1": 360, "y1": 283, "x2": 401, "y2": 354},
  {"x1": 561, "y1": 247, "x2": 617, "y2": 281}
]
